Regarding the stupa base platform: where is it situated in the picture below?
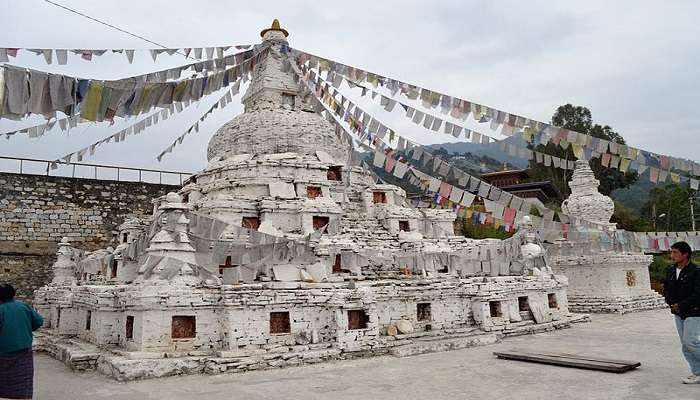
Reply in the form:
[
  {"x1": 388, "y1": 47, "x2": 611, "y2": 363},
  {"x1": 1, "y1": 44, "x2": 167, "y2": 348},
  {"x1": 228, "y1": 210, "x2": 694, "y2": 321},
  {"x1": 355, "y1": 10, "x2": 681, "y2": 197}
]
[
  {"x1": 549, "y1": 251, "x2": 666, "y2": 314},
  {"x1": 34, "y1": 313, "x2": 589, "y2": 381},
  {"x1": 566, "y1": 293, "x2": 667, "y2": 314}
]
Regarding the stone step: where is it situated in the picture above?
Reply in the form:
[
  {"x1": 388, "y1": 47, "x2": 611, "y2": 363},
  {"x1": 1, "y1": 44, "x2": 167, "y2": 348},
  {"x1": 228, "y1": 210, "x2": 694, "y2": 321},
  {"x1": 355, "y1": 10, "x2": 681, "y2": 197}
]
[
  {"x1": 33, "y1": 331, "x2": 102, "y2": 371},
  {"x1": 392, "y1": 326, "x2": 480, "y2": 341},
  {"x1": 389, "y1": 333, "x2": 500, "y2": 358}
]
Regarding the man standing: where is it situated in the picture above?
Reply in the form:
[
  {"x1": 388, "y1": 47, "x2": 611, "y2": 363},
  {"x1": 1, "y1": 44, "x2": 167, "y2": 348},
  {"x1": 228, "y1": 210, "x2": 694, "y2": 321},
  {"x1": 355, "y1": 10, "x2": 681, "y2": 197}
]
[
  {"x1": 665, "y1": 241, "x2": 700, "y2": 384},
  {"x1": 0, "y1": 284, "x2": 44, "y2": 399}
]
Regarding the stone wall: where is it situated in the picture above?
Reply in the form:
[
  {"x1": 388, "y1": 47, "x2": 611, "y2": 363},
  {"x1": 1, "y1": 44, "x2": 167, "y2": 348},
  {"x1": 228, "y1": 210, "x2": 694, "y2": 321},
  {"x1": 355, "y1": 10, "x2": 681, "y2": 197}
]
[{"x1": 0, "y1": 172, "x2": 179, "y2": 299}]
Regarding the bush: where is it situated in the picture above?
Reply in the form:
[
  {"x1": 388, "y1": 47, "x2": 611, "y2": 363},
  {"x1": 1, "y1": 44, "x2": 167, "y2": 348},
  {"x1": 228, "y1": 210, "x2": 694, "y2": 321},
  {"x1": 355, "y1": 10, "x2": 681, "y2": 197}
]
[{"x1": 460, "y1": 218, "x2": 514, "y2": 240}]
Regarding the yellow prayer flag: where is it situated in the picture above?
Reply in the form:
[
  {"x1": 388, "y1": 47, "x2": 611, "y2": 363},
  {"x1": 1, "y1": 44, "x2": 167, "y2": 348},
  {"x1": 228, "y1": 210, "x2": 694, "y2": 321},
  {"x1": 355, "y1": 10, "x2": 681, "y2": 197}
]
[
  {"x1": 173, "y1": 81, "x2": 187, "y2": 101},
  {"x1": 619, "y1": 158, "x2": 631, "y2": 173},
  {"x1": 671, "y1": 173, "x2": 680, "y2": 183},
  {"x1": 136, "y1": 84, "x2": 154, "y2": 114},
  {"x1": 367, "y1": 74, "x2": 379, "y2": 88},
  {"x1": 81, "y1": 83, "x2": 103, "y2": 121}
]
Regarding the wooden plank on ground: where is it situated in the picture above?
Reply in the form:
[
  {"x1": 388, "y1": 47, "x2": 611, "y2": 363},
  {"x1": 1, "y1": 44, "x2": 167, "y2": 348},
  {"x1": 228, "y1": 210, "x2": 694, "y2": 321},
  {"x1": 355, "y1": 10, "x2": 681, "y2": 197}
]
[
  {"x1": 493, "y1": 351, "x2": 641, "y2": 373},
  {"x1": 531, "y1": 351, "x2": 641, "y2": 367}
]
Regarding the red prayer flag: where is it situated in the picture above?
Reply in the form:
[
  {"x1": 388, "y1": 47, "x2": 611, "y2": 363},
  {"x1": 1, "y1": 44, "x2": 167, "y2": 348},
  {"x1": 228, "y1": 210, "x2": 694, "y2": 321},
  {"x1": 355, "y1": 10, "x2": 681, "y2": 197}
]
[
  {"x1": 438, "y1": 182, "x2": 452, "y2": 198},
  {"x1": 384, "y1": 157, "x2": 397, "y2": 173},
  {"x1": 503, "y1": 207, "x2": 517, "y2": 224}
]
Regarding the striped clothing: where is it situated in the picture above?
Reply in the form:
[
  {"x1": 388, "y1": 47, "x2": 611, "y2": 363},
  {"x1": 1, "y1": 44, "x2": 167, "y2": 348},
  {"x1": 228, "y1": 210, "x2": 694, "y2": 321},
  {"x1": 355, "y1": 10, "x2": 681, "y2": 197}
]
[{"x1": 0, "y1": 348, "x2": 34, "y2": 399}]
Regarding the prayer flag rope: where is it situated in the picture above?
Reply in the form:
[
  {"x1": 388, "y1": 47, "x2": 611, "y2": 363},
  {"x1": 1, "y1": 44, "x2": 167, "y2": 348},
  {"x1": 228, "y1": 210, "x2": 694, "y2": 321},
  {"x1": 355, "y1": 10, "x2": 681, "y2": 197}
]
[
  {"x1": 318, "y1": 69, "x2": 500, "y2": 144},
  {"x1": 0, "y1": 45, "x2": 253, "y2": 65},
  {"x1": 156, "y1": 83, "x2": 242, "y2": 162},
  {"x1": 298, "y1": 49, "x2": 699, "y2": 188},
  {"x1": 2, "y1": 113, "x2": 82, "y2": 139},
  {"x1": 294, "y1": 57, "x2": 545, "y2": 231},
  {"x1": 54, "y1": 63, "x2": 249, "y2": 167},
  {"x1": 294, "y1": 54, "x2": 665, "y2": 259},
  {"x1": 52, "y1": 99, "x2": 194, "y2": 167},
  {"x1": 0, "y1": 47, "x2": 263, "y2": 122},
  {"x1": 295, "y1": 56, "x2": 624, "y2": 236},
  {"x1": 291, "y1": 48, "x2": 700, "y2": 178}
]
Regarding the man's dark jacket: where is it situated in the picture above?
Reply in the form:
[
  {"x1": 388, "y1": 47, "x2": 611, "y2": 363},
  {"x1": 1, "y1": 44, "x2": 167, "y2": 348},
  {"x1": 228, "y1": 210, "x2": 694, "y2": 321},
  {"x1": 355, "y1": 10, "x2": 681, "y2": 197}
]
[{"x1": 665, "y1": 262, "x2": 700, "y2": 319}]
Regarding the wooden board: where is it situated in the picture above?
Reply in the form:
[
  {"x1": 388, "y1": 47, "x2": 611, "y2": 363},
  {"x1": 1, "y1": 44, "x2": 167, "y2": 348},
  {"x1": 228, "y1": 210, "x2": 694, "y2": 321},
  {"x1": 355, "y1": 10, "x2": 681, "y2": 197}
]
[{"x1": 493, "y1": 351, "x2": 641, "y2": 373}]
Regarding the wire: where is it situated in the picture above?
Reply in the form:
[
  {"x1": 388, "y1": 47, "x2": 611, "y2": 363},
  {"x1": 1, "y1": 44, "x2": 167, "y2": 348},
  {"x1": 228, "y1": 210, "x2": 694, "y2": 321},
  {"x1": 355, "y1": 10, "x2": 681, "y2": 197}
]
[{"x1": 42, "y1": 0, "x2": 198, "y2": 60}]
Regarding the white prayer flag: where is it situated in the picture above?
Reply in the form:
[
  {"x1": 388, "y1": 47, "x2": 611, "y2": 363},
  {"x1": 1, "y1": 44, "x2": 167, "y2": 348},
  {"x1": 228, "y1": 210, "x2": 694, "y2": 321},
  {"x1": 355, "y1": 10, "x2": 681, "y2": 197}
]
[
  {"x1": 373, "y1": 151, "x2": 386, "y2": 168},
  {"x1": 42, "y1": 49, "x2": 52, "y2": 64},
  {"x1": 461, "y1": 191, "x2": 476, "y2": 207}
]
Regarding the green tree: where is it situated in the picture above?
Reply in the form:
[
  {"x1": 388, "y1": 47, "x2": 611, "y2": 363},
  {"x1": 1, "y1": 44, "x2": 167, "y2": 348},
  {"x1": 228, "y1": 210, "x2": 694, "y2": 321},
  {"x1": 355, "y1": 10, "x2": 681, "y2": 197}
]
[
  {"x1": 640, "y1": 183, "x2": 692, "y2": 231},
  {"x1": 526, "y1": 104, "x2": 638, "y2": 201},
  {"x1": 611, "y1": 201, "x2": 653, "y2": 231}
]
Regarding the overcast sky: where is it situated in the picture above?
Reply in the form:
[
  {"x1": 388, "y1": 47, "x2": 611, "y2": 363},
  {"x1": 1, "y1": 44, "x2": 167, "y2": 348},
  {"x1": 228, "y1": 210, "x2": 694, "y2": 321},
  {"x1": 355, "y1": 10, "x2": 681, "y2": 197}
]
[{"x1": 1, "y1": 0, "x2": 699, "y2": 180}]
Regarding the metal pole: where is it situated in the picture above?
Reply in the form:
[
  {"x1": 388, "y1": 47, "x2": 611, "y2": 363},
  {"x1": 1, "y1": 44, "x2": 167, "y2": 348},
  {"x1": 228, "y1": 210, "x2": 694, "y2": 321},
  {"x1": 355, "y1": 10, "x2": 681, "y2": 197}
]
[
  {"x1": 117, "y1": 168, "x2": 120, "y2": 181},
  {"x1": 72, "y1": 164, "x2": 76, "y2": 178},
  {"x1": 139, "y1": 170, "x2": 142, "y2": 182},
  {"x1": 691, "y1": 192, "x2": 696, "y2": 231},
  {"x1": 19, "y1": 159, "x2": 23, "y2": 174},
  {"x1": 667, "y1": 197, "x2": 672, "y2": 232}
]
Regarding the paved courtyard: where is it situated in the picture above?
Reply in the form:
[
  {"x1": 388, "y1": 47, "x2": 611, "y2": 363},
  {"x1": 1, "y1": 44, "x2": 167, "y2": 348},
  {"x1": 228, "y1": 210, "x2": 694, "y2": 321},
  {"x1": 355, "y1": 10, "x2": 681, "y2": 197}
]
[{"x1": 31, "y1": 309, "x2": 698, "y2": 400}]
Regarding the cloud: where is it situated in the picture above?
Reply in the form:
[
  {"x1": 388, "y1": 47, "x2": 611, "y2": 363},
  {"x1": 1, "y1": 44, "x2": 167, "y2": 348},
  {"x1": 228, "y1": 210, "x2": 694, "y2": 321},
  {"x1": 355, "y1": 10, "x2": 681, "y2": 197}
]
[{"x1": 1, "y1": 0, "x2": 699, "y2": 173}]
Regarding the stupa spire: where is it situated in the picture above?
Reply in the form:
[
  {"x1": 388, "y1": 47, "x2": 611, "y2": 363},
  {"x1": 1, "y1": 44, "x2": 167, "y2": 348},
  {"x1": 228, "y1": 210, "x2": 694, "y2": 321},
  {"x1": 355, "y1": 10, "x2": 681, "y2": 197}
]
[
  {"x1": 561, "y1": 160, "x2": 616, "y2": 228},
  {"x1": 239, "y1": 19, "x2": 302, "y2": 113},
  {"x1": 260, "y1": 19, "x2": 289, "y2": 38}
]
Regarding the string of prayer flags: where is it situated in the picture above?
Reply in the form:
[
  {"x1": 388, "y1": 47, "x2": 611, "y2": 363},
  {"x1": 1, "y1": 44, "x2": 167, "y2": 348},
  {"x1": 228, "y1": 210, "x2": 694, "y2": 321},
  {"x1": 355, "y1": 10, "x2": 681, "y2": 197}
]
[
  {"x1": 499, "y1": 134, "x2": 698, "y2": 188},
  {"x1": 0, "y1": 45, "x2": 253, "y2": 65},
  {"x1": 291, "y1": 47, "x2": 700, "y2": 179},
  {"x1": 2, "y1": 114, "x2": 83, "y2": 139},
  {"x1": 324, "y1": 69, "x2": 499, "y2": 144},
  {"x1": 1, "y1": 47, "x2": 263, "y2": 123},
  {"x1": 294, "y1": 49, "x2": 617, "y2": 235},
  {"x1": 293, "y1": 58, "x2": 547, "y2": 226},
  {"x1": 52, "y1": 95, "x2": 198, "y2": 167},
  {"x1": 155, "y1": 84, "x2": 241, "y2": 162}
]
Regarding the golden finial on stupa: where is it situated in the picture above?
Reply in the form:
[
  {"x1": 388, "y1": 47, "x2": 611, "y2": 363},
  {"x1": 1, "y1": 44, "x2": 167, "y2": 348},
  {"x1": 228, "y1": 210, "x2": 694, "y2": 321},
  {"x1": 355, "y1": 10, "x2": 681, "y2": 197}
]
[{"x1": 260, "y1": 19, "x2": 289, "y2": 38}]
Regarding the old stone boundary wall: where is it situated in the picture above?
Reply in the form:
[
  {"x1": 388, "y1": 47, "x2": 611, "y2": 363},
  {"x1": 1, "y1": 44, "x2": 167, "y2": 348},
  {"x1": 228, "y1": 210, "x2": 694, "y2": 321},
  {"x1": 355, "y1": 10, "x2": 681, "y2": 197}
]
[{"x1": 0, "y1": 172, "x2": 179, "y2": 300}]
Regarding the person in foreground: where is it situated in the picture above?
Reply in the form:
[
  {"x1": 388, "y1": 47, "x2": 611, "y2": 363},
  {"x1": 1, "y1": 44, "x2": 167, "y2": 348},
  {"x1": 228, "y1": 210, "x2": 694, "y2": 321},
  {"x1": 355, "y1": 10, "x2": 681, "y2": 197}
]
[
  {"x1": 665, "y1": 241, "x2": 700, "y2": 384},
  {"x1": 0, "y1": 284, "x2": 44, "y2": 399}
]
